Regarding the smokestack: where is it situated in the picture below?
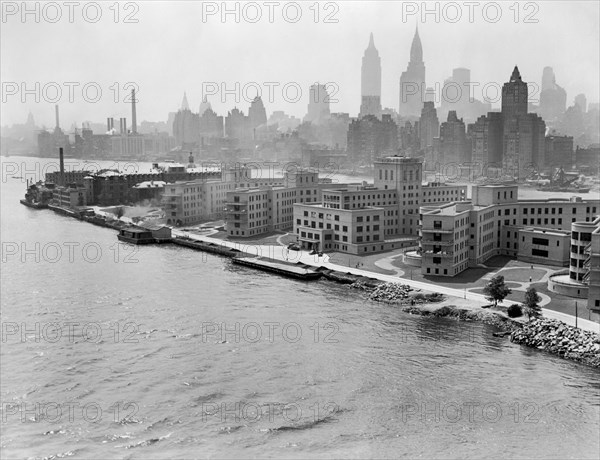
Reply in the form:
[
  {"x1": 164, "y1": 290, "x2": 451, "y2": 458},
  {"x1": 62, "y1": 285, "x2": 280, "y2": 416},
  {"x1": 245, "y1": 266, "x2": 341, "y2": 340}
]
[
  {"x1": 55, "y1": 105, "x2": 60, "y2": 129},
  {"x1": 131, "y1": 89, "x2": 137, "y2": 134},
  {"x1": 107, "y1": 117, "x2": 113, "y2": 132},
  {"x1": 59, "y1": 147, "x2": 65, "y2": 186},
  {"x1": 120, "y1": 118, "x2": 127, "y2": 134}
]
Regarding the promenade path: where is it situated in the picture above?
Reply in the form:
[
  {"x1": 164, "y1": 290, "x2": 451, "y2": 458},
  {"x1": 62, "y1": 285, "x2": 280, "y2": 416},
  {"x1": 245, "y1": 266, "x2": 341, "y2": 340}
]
[{"x1": 171, "y1": 229, "x2": 599, "y2": 334}]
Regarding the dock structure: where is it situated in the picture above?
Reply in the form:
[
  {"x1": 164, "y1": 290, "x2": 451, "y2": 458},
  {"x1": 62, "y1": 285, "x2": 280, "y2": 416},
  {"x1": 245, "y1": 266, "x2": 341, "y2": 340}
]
[
  {"x1": 19, "y1": 199, "x2": 48, "y2": 209},
  {"x1": 172, "y1": 236, "x2": 243, "y2": 258},
  {"x1": 232, "y1": 257, "x2": 323, "y2": 281}
]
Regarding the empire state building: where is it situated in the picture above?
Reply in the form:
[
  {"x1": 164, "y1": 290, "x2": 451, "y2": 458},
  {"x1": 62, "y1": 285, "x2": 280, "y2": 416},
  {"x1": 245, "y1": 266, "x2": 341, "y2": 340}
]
[
  {"x1": 359, "y1": 33, "x2": 382, "y2": 118},
  {"x1": 399, "y1": 27, "x2": 426, "y2": 117}
]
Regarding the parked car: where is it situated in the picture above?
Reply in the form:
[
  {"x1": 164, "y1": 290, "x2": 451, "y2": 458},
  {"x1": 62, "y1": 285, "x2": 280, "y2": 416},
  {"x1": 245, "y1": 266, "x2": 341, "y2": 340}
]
[{"x1": 288, "y1": 243, "x2": 301, "y2": 251}]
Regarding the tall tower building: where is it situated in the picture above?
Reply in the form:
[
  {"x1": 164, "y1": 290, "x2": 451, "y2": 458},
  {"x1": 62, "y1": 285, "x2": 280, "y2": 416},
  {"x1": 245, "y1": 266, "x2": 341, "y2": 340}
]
[
  {"x1": 199, "y1": 96, "x2": 211, "y2": 116},
  {"x1": 359, "y1": 33, "x2": 382, "y2": 118},
  {"x1": 304, "y1": 84, "x2": 331, "y2": 124},
  {"x1": 181, "y1": 92, "x2": 190, "y2": 111},
  {"x1": 500, "y1": 67, "x2": 545, "y2": 176},
  {"x1": 399, "y1": 27, "x2": 426, "y2": 118},
  {"x1": 539, "y1": 67, "x2": 566, "y2": 121},
  {"x1": 437, "y1": 111, "x2": 469, "y2": 165},
  {"x1": 419, "y1": 101, "x2": 439, "y2": 150},
  {"x1": 249, "y1": 96, "x2": 267, "y2": 129},
  {"x1": 501, "y1": 66, "x2": 528, "y2": 119},
  {"x1": 468, "y1": 112, "x2": 503, "y2": 167}
]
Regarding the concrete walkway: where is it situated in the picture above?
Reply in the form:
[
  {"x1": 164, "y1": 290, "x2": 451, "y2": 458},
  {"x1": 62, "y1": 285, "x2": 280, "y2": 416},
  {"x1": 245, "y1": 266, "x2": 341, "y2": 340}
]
[
  {"x1": 466, "y1": 266, "x2": 558, "y2": 308},
  {"x1": 170, "y1": 229, "x2": 599, "y2": 333},
  {"x1": 374, "y1": 253, "x2": 406, "y2": 276}
]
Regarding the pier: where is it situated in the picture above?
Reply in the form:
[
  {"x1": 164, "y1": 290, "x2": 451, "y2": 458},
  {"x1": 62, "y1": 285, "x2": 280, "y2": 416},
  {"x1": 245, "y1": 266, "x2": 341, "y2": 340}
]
[{"x1": 232, "y1": 257, "x2": 323, "y2": 281}]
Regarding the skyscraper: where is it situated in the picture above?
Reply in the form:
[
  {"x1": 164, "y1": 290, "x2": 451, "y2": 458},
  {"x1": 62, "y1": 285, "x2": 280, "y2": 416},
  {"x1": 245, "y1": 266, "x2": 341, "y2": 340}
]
[
  {"x1": 501, "y1": 66, "x2": 528, "y2": 119},
  {"x1": 419, "y1": 101, "x2": 439, "y2": 150},
  {"x1": 468, "y1": 112, "x2": 503, "y2": 167},
  {"x1": 359, "y1": 33, "x2": 382, "y2": 118},
  {"x1": 199, "y1": 96, "x2": 211, "y2": 116},
  {"x1": 249, "y1": 96, "x2": 267, "y2": 129},
  {"x1": 501, "y1": 67, "x2": 546, "y2": 175},
  {"x1": 304, "y1": 84, "x2": 331, "y2": 124},
  {"x1": 539, "y1": 67, "x2": 567, "y2": 122},
  {"x1": 418, "y1": 101, "x2": 439, "y2": 166},
  {"x1": 399, "y1": 27, "x2": 426, "y2": 118},
  {"x1": 181, "y1": 92, "x2": 190, "y2": 111},
  {"x1": 437, "y1": 111, "x2": 469, "y2": 165}
]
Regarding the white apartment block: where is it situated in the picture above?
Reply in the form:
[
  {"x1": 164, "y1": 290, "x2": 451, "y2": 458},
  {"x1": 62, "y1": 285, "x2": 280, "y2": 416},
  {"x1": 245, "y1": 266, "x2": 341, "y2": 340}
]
[
  {"x1": 162, "y1": 167, "x2": 284, "y2": 226},
  {"x1": 419, "y1": 184, "x2": 599, "y2": 277},
  {"x1": 224, "y1": 170, "x2": 334, "y2": 237}
]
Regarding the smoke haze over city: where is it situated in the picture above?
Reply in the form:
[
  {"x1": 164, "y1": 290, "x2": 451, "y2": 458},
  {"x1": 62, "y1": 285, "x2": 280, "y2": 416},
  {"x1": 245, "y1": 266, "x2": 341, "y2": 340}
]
[{"x1": 2, "y1": 1, "x2": 599, "y2": 128}]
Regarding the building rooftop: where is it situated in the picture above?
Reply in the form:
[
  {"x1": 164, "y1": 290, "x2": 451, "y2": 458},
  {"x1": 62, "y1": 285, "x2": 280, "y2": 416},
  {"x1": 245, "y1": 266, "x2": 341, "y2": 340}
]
[
  {"x1": 519, "y1": 226, "x2": 571, "y2": 237},
  {"x1": 133, "y1": 181, "x2": 167, "y2": 189},
  {"x1": 374, "y1": 156, "x2": 422, "y2": 164}
]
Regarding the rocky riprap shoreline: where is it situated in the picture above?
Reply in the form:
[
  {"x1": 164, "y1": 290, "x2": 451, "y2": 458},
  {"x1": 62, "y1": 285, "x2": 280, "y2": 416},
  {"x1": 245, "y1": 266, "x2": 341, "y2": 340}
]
[
  {"x1": 354, "y1": 282, "x2": 600, "y2": 367},
  {"x1": 354, "y1": 281, "x2": 445, "y2": 304},
  {"x1": 510, "y1": 318, "x2": 600, "y2": 367}
]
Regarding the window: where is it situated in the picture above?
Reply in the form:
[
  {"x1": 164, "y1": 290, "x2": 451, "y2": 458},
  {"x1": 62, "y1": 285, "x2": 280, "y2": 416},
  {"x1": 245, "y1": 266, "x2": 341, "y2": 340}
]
[
  {"x1": 532, "y1": 249, "x2": 548, "y2": 257},
  {"x1": 532, "y1": 237, "x2": 549, "y2": 246},
  {"x1": 343, "y1": 226, "x2": 348, "y2": 232},
  {"x1": 433, "y1": 257, "x2": 441, "y2": 264}
]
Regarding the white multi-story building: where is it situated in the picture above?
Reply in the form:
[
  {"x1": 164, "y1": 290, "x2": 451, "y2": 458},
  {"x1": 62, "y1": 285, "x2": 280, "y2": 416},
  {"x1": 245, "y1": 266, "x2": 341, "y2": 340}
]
[
  {"x1": 224, "y1": 170, "x2": 334, "y2": 237},
  {"x1": 162, "y1": 166, "x2": 284, "y2": 226},
  {"x1": 419, "y1": 184, "x2": 599, "y2": 276}
]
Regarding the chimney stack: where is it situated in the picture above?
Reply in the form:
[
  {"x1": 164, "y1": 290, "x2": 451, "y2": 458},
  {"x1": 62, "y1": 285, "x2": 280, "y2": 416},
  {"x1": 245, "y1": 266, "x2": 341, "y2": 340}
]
[
  {"x1": 131, "y1": 89, "x2": 137, "y2": 134},
  {"x1": 59, "y1": 147, "x2": 65, "y2": 186},
  {"x1": 55, "y1": 105, "x2": 60, "y2": 130},
  {"x1": 120, "y1": 118, "x2": 127, "y2": 134},
  {"x1": 107, "y1": 117, "x2": 114, "y2": 132}
]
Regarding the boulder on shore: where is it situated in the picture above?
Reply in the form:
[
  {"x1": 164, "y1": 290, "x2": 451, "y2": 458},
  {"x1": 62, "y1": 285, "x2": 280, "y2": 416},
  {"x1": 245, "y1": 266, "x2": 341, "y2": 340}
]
[{"x1": 510, "y1": 317, "x2": 600, "y2": 367}]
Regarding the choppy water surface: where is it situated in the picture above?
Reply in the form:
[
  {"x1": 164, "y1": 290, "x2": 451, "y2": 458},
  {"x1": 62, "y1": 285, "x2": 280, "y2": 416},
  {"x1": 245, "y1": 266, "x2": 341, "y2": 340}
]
[{"x1": 1, "y1": 157, "x2": 599, "y2": 459}]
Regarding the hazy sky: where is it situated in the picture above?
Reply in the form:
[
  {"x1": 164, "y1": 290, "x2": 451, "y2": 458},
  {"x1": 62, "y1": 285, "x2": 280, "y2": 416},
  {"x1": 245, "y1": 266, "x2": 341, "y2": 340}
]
[{"x1": 2, "y1": 1, "x2": 599, "y2": 129}]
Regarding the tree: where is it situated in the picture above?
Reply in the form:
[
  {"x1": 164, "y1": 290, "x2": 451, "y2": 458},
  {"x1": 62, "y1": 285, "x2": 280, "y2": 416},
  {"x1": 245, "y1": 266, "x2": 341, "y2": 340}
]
[
  {"x1": 483, "y1": 275, "x2": 512, "y2": 308},
  {"x1": 523, "y1": 287, "x2": 542, "y2": 319},
  {"x1": 115, "y1": 207, "x2": 124, "y2": 219}
]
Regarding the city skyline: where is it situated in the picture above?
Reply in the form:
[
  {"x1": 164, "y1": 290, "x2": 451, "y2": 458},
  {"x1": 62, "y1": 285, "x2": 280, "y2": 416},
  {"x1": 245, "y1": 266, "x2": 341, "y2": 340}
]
[{"x1": 2, "y1": 1, "x2": 599, "y2": 129}]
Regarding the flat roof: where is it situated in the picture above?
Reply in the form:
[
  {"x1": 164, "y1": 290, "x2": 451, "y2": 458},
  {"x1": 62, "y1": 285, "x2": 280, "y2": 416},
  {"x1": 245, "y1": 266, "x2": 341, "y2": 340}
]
[{"x1": 519, "y1": 227, "x2": 571, "y2": 236}]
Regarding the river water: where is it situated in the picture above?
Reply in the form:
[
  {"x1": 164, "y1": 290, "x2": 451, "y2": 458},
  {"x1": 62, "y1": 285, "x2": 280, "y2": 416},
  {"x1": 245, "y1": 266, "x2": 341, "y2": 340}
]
[{"x1": 1, "y1": 156, "x2": 599, "y2": 459}]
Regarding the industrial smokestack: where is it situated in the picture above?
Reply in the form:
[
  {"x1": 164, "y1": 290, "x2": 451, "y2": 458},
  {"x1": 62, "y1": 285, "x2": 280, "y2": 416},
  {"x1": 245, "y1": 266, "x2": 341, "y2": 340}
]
[
  {"x1": 55, "y1": 105, "x2": 60, "y2": 129},
  {"x1": 120, "y1": 118, "x2": 127, "y2": 134},
  {"x1": 107, "y1": 117, "x2": 114, "y2": 132},
  {"x1": 59, "y1": 147, "x2": 65, "y2": 186},
  {"x1": 131, "y1": 89, "x2": 137, "y2": 134}
]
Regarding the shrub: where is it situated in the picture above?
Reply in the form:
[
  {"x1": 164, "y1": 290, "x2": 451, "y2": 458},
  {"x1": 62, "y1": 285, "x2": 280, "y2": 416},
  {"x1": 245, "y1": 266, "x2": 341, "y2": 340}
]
[
  {"x1": 433, "y1": 306, "x2": 454, "y2": 317},
  {"x1": 507, "y1": 304, "x2": 523, "y2": 318}
]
